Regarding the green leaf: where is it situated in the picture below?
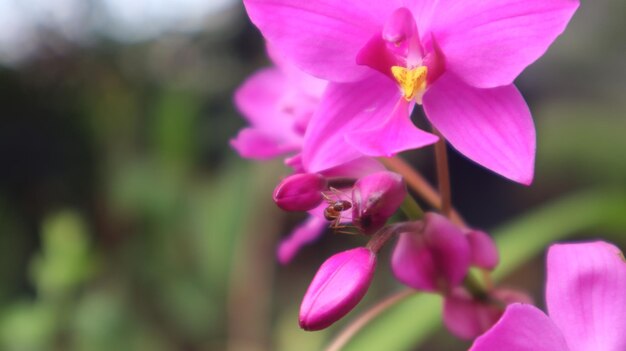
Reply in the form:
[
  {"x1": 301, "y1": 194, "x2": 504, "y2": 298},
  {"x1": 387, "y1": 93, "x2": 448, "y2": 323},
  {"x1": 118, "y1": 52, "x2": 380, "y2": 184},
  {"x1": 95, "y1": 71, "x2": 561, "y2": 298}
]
[{"x1": 31, "y1": 211, "x2": 95, "y2": 298}]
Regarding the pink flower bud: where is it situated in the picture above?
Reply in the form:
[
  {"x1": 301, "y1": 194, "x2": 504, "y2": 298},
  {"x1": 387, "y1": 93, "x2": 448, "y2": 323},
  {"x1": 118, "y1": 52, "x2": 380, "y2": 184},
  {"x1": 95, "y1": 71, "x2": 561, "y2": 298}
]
[
  {"x1": 351, "y1": 171, "x2": 406, "y2": 234},
  {"x1": 443, "y1": 287, "x2": 533, "y2": 339},
  {"x1": 466, "y1": 230, "x2": 500, "y2": 270},
  {"x1": 299, "y1": 247, "x2": 376, "y2": 331},
  {"x1": 273, "y1": 173, "x2": 327, "y2": 211},
  {"x1": 391, "y1": 212, "x2": 471, "y2": 293}
]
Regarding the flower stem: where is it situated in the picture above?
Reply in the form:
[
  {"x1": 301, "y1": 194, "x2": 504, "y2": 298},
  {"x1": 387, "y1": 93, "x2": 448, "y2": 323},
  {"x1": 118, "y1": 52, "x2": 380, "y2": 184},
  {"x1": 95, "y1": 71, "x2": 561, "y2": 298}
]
[
  {"x1": 400, "y1": 195, "x2": 424, "y2": 221},
  {"x1": 463, "y1": 270, "x2": 489, "y2": 300},
  {"x1": 380, "y1": 156, "x2": 466, "y2": 227},
  {"x1": 366, "y1": 226, "x2": 398, "y2": 253},
  {"x1": 325, "y1": 289, "x2": 415, "y2": 351},
  {"x1": 432, "y1": 128, "x2": 452, "y2": 218}
]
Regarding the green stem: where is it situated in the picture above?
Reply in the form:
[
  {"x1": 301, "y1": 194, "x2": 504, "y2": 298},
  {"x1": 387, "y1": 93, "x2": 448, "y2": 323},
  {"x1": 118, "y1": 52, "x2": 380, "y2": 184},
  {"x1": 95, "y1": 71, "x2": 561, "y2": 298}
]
[{"x1": 400, "y1": 195, "x2": 424, "y2": 221}]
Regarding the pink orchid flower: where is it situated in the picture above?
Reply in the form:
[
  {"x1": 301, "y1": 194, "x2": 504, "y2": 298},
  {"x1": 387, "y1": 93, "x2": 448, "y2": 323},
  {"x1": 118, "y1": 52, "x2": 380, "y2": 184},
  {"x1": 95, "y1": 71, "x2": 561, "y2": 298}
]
[
  {"x1": 243, "y1": 0, "x2": 579, "y2": 184},
  {"x1": 470, "y1": 241, "x2": 626, "y2": 351},
  {"x1": 231, "y1": 46, "x2": 326, "y2": 163}
]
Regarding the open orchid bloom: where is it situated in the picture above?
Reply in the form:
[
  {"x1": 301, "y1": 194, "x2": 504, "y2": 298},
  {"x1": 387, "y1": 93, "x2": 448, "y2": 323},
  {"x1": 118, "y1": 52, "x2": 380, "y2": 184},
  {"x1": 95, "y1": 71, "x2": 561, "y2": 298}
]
[
  {"x1": 470, "y1": 241, "x2": 626, "y2": 351},
  {"x1": 243, "y1": 0, "x2": 579, "y2": 184}
]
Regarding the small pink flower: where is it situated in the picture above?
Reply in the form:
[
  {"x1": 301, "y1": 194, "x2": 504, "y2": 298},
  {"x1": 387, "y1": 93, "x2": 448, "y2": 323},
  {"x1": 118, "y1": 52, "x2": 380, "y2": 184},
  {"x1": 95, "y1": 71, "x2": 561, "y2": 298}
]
[
  {"x1": 231, "y1": 45, "x2": 326, "y2": 162},
  {"x1": 470, "y1": 241, "x2": 626, "y2": 351},
  {"x1": 299, "y1": 247, "x2": 376, "y2": 331},
  {"x1": 243, "y1": 0, "x2": 579, "y2": 184},
  {"x1": 351, "y1": 171, "x2": 407, "y2": 234},
  {"x1": 391, "y1": 213, "x2": 472, "y2": 293}
]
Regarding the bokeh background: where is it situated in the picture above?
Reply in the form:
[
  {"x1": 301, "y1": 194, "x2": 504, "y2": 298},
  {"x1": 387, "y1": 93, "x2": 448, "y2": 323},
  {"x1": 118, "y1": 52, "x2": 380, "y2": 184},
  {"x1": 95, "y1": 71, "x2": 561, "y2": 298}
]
[{"x1": 0, "y1": 1, "x2": 625, "y2": 350}]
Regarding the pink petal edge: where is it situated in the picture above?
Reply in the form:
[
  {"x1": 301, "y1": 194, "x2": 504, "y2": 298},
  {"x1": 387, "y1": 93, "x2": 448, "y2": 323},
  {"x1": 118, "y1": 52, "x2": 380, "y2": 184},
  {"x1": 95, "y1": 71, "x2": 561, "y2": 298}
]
[
  {"x1": 277, "y1": 216, "x2": 327, "y2": 265},
  {"x1": 302, "y1": 72, "x2": 399, "y2": 173},
  {"x1": 243, "y1": 0, "x2": 401, "y2": 82},
  {"x1": 546, "y1": 241, "x2": 626, "y2": 351},
  {"x1": 429, "y1": 0, "x2": 580, "y2": 88},
  {"x1": 423, "y1": 73, "x2": 535, "y2": 185},
  {"x1": 470, "y1": 303, "x2": 570, "y2": 351}
]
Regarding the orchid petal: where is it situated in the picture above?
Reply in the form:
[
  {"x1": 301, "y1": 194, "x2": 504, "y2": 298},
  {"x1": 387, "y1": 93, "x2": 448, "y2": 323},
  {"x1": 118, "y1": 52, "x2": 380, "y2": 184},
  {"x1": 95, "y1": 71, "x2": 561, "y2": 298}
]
[
  {"x1": 351, "y1": 171, "x2": 406, "y2": 234},
  {"x1": 321, "y1": 157, "x2": 386, "y2": 179},
  {"x1": 302, "y1": 72, "x2": 399, "y2": 173},
  {"x1": 345, "y1": 99, "x2": 438, "y2": 158},
  {"x1": 232, "y1": 67, "x2": 304, "y2": 160},
  {"x1": 429, "y1": 0, "x2": 579, "y2": 88},
  {"x1": 234, "y1": 67, "x2": 296, "y2": 135},
  {"x1": 243, "y1": 0, "x2": 402, "y2": 82},
  {"x1": 403, "y1": 0, "x2": 439, "y2": 37},
  {"x1": 546, "y1": 242, "x2": 626, "y2": 351},
  {"x1": 470, "y1": 303, "x2": 570, "y2": 351},
  {"x1": 466, "y1": 230, "x2": 500, "y2": 270},
  {"x1": 423, "y1": 73, "x2": 535, "y2": 185},
  {"x1": 230, "y1": 128, "x2": 300, "y2": 160},
  {"x1": 355, "y1": 32, "x2": 400, "y2": 78},
  {"x1": 266, "y1": 44, "x2": 328, "y2": 98},
  {"x1": 277, "y1": 216, "x2": 327, "y2": 265}
]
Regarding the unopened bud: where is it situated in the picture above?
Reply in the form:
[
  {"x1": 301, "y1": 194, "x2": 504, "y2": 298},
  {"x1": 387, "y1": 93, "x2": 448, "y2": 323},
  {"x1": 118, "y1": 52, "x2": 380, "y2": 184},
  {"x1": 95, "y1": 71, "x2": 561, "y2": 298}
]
[
  {"x1": 391, "y1": 212, "x2": 471, "y2": 292},
  {"x1": 352, "y1": 171, "x2": 406, "y2": 234},
  {"x1": 273, "y1": 173, "x2": 327, "y2": 211},
  {"x1": 299, "y1": 247, "x2": 376, "y2": 331},
  {"x1": 466, "y1": 230, "x2": 500, "y2": 270}
]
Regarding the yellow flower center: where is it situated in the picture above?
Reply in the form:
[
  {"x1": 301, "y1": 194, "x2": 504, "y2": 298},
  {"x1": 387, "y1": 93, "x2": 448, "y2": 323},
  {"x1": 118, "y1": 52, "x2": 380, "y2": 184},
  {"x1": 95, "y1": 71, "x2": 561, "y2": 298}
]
[{"x1": 391, "y1": 65, "x2": 428, "y2": 101}]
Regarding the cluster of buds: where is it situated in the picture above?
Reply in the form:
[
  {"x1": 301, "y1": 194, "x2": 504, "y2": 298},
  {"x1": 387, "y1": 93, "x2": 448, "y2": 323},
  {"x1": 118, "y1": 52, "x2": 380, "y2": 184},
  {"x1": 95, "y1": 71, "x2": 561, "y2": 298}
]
[{"x1": 298, "y1": 208, "x2": 529, "y2": 337}]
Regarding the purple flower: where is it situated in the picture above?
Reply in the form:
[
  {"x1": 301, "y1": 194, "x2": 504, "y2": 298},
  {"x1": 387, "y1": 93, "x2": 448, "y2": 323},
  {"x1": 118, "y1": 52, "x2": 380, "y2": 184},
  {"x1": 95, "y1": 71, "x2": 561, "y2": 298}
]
[
  {"x1": 243, "y1": 0, "x2": 579, "y2": 184},
  {"x1": 470, "y1": 241, "x2": 626, "y2": 351},
  {"x1": 299, "y1": 247, "x2": 376, "y2": 330}
]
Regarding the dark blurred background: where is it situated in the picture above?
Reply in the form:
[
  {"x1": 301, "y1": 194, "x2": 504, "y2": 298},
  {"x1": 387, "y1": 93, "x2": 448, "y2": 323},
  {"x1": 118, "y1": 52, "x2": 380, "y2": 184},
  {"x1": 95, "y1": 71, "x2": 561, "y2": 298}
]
[{"x1": 0, "y1": 1, "x2": 625, "y2": 350}]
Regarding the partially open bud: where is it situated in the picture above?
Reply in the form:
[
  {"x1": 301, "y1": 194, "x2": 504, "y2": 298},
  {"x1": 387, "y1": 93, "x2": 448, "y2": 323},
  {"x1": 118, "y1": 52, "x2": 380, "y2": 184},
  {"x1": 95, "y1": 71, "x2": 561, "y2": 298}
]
[
  {"x1": 299, "y1": 247, "x2": 376, "y2": 331},
  {"x1": 466, "y1": 230, "x2": 500, "y2": 270},
  {"x1": 391, "y1": 212, "x2": 471, "y2": 293},
  {"x1": 443, "y1": 287, "x2": 533, "y2": 339},
  {"x1": 352, "y1": 171, "x2": 406, "y2": 234},
  {"x1": 273, "y1": 173, "x2": 327, "y2": 211}
]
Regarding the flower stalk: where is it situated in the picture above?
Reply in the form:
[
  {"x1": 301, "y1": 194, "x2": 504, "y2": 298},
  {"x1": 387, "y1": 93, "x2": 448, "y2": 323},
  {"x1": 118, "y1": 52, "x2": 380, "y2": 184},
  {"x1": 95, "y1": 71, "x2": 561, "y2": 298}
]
[{"x1": 432, "y1": 128, "x2": 452, "y2": 218}]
